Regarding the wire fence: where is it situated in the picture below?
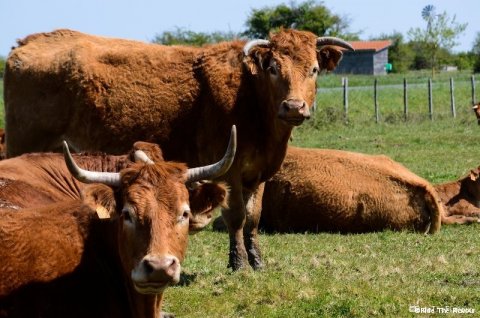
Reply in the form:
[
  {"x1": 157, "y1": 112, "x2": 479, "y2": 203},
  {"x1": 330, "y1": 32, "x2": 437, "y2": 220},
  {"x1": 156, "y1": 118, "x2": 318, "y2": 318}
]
[{"x1": 315, "y1": 75, "x2": 477, "y2": 124}]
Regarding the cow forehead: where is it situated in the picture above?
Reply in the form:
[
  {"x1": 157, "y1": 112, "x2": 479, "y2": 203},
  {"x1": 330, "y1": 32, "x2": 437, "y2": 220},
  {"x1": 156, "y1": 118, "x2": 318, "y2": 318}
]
[{"x1": 269, "y1": 30, "x2": 318, "y2": 60}]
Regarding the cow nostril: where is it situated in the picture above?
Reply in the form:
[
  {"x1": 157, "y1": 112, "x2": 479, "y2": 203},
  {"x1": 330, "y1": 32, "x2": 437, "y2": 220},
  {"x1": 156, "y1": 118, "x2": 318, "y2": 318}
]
[
  {"x1": 282, "y1": 101, "x2": 290, "y2": 112},
  {"x1": 143, "y1": 259, "x2": 155, "y2": 274}
]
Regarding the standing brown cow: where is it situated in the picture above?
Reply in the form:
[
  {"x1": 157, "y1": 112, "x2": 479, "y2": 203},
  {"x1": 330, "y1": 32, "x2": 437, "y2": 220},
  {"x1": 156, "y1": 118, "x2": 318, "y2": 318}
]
[
  {"x1": 0, "y1": 132, "x2": 235, "y2": 317},
  {"x1": 259, "y1": 147, "x2": 443, "y2": 233},
  {"x1": 4, "y1": 28, "x2": 352, "y2": 269},
  {"x1": 434, "y1": 166, "x2": 480, "y2": 224}
]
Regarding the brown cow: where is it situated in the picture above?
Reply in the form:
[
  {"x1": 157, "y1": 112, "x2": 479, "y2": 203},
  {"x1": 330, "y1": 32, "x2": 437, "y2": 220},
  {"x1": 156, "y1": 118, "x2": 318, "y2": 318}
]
[
  {"x1": 473, "y1": 103, "x2": 480, "y2": 125},
  {"x1": 434, "y1": 167, "x2": 480, "y2": 224},
  {"x1": 0, "y1": 142, "x2": 228, "y2": 233},
  {"x1": 258, "y1": 147, "x2": 443, "y2": 233},
  {"x1": 0, "y1": 132, "x2": 235, "y2": 317},
  {"x1": 4, "y1": 28, "x2": 353, "y2": 269}
]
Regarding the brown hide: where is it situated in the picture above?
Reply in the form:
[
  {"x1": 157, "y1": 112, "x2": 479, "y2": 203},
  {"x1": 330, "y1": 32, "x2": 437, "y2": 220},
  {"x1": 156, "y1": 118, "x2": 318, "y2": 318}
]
[
  {"x1": 0, "y1": 148, "x2": 227, "y2": 317},
  {"x1": 473, "y1": 103, "x2": 480, "y2": 125},
  {"x1": 260, "y1": 147, "x2": 443, "y2": 234},
  {"x1": 434, "y1": 167, "x2": 480, "y2": 224},
  {"x1": 0, "y1": 144, "x2": 227, "y2": 233},
  {"x1": 4, "y1": 28, "x2": 347, "y2": 270}
]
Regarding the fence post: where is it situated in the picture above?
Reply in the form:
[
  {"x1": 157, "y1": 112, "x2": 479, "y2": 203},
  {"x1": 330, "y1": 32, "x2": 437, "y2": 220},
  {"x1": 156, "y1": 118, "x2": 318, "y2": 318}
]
[
  {"x1": 403, "y1": 78, "x2": 408, "y2": 121},
  {"x1": 450, "y1": 77, "x2": 456, "y2": 118},
  {"x1": 428, "y1": 78, "x2": 433, "y2": 121},
  {"x1": 374, "y1": 78, "x2": 379, "y2": 123},
  {"x1": 343, "y1": 77, "x2": 348, "y2": 123},
  {"x1": 472, "y1": 75, "x2": 476, "y2": 105}
]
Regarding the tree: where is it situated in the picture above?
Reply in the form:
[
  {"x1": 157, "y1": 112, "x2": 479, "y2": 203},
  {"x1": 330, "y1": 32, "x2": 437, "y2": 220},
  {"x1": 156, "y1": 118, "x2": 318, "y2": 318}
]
[
  {"x1": 0, "y1": 56, "x2": 5, "y2": 78},
  {"x1": 243, "y1": 0, "x2": 359, "y2": 39},
  {"x1": 473, "y1": 32, "x2": 480, "y2": 73},
  {"x1": 408, "y1": 5, "x2": 467, "y2": 77},
  {"x1": 152, "y1": 27, "x2": 239, "y2": 46}
]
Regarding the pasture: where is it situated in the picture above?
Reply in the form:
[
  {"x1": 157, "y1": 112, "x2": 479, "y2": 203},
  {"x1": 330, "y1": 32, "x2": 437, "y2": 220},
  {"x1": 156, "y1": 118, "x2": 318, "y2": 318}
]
[{"x1": 1, "y1": 74, "x2": 479, "y2": 317}]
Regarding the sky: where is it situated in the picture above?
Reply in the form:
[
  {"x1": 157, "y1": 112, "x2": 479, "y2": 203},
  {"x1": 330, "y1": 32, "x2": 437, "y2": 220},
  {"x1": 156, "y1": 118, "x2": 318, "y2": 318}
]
[{"x1": 1, "y1": 0, "x2": 478, "y2": 57}]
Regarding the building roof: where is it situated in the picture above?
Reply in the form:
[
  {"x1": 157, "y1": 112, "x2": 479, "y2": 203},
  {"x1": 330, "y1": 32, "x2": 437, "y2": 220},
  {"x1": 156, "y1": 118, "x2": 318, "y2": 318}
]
[{"x1": 346, "y1": 40, "x2": 392, "y2": 52}]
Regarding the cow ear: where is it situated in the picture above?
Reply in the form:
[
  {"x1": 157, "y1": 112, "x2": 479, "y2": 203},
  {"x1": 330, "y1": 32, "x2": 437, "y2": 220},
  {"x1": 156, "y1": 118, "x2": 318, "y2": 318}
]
[
  {"x1": 188, "y1": 182, "x2": 229, "y2": 233},
  {"x1": 81, "y1": 184, "x2": 117, "y2": 220},
  {"x1": 317, "y1": 46, "x2": 344, "y2": 72},
  {"x1": 470, "y1": 170, "x2": 480, "y2": 181},
  {"x1": 131, "y1": 141, "x2": 164, "y2": 162},
  {"x1": 244, "y1": 48, "x2": 269, "y2": 75}
]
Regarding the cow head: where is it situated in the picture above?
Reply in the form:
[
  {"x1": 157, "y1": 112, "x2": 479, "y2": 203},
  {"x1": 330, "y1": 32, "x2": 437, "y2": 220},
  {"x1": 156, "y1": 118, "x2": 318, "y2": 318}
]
[
  {"x1": 473, "y1": 104, "x2": 480, "y2": 125},
  {"x1": 65, "y1": 126, "x2": 236, "y2": 294},
  {"x1": 243, "y1": 29, "x2": 353, "y2": 126},
  {"x1": 466, "y1": 167, "x2": 480, "y2": 204}
]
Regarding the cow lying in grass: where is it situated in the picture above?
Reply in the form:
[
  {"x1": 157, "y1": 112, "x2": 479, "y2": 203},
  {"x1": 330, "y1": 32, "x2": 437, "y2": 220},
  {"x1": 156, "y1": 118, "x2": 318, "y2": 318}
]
[
  {"x1": 258, "y1": 147, "x2": 443, "y2": 233},
  {"x1": 0, "y1": 130, "x2": 235, "y2": 317},
  {"x1": 434, "y1": 166, "x2": 480, "y2": 224}
]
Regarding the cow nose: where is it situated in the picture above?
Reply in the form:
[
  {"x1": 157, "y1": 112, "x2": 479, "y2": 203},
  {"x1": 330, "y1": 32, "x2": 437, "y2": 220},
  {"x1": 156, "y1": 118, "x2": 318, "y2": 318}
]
[
  {"x1": 281, "y1": 99, "x2": 310, "y2": 119},
  {"x1": 142, "y1": 255, "x2": 180, "y2": 283}
]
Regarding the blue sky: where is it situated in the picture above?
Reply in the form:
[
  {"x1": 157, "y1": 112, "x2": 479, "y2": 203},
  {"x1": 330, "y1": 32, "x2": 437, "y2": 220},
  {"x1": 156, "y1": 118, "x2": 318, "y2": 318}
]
[{"x1": 1, "y1": 0, "x2": 478, "y2": 57}]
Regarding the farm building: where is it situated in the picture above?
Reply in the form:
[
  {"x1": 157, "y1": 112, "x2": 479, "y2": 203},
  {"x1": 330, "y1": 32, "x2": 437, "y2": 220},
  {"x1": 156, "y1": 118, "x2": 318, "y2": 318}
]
[{"x1": 334, "y1": 40, "x2": 392, "y2": 75}]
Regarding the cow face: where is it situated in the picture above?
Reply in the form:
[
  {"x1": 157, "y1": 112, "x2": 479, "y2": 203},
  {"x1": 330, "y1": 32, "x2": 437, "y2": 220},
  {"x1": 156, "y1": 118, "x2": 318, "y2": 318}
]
[
  {"x1": 244, "y1": 29, "x2": 349, "y2": 127},
  {"x1": 188, "y1": 181, "x2": 228, "y2": 233},
  {"x1": 467, "y1": 167, "x2": 480, "y2": 203}
]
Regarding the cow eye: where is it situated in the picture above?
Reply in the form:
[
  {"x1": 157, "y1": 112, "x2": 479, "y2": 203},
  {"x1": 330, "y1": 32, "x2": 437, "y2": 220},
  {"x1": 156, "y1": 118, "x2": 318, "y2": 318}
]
[
  {"x1": 267, "y1": 64, "x2": 278, "y2": 76},
  {"x1": 178, "y1": 209, "x2": 191, "y2": 223},
  {"x1": 311, "y1": 66, "x2": 319, "y2": 76},
  {"x1": 122, "y1": 207, "x2": 134, "y2": 223}
]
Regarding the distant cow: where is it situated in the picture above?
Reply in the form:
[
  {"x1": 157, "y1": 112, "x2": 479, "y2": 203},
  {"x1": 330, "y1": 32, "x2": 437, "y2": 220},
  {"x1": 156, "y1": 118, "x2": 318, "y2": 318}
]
[
  {"x1": 259, "y1": 147, "x2": 442, "y2": 233},
  {"x1": 0, "y1": 141, "x2": 228, "y2": 233},
  {"x1": 0, "y1": 131, "x2": 235, "y2": 317},
  {"x1": 434, "y1": 166, "x2": 480, "y2": 224},
  {"x1": 4, "y1": 28, "x2": 353, "y2": 269},
  {"x1": 473, "y1": 103, "x2": 480, "y2": 125}
]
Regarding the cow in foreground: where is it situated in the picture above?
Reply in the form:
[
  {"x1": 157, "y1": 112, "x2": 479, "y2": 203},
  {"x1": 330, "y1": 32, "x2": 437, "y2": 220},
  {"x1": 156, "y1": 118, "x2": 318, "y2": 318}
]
[
  {"x1": 258, "y1": 147, "x2": 442, "y2": 233},
  {"x1": 4, "y1": 28, "x2": 353, "y2": 269},
  {"x1": 0, "y1": 141, "x2": 227, "y2": 233},
  {"x1": 473, "y1": 103, "x2": 480, "y2": 125},
  {"x1": 434, "y1": 166, "x2": 480, "y2": 224},
  {"x1": 0, "y1": 129, "x2": 235, "y2": 317}
]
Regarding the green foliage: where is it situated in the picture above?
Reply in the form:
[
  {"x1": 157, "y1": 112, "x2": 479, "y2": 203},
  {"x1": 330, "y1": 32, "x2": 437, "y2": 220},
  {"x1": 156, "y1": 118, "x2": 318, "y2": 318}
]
[
  {"x1": 473, "y1": 32, "x2": 480, "y2": 73},
  {"x1": 408, "y1": 6, "x2": 468, "y2": 76},
  {"x1": 371, "y1": 32, "x2": 414, "y2": 73},
  {"x1": 152, "y1": 27, "x2": 239, "y2": 46},
  {"x1": 0, "y1": 56, "x2": 5, "y2": 78},
  {"x1": 243, "y1": 0, "x2": 359, "y2": 39}
]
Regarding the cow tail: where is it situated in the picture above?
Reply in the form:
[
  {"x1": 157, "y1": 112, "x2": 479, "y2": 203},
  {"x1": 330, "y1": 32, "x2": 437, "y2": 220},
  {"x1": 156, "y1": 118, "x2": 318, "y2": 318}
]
[{"x1": 423, "y1": 185, "x2": 443, "y2": 234}]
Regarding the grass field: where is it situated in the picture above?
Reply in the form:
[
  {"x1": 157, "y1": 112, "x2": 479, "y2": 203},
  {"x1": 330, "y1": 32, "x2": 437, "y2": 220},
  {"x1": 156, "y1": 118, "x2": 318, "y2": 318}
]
[{"x1": 1, "y1": 73, "x2": 479, "y2": 317}]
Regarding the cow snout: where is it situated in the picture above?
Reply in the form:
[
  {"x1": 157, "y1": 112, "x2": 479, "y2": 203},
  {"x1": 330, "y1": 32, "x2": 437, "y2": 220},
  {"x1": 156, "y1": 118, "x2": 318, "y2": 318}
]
[
  {"x1": 278, "y1": 99, "x2": 310, "y2": 125},
  {"x1": 142, "y1": 255, "x2": 180, "y2": 284}
]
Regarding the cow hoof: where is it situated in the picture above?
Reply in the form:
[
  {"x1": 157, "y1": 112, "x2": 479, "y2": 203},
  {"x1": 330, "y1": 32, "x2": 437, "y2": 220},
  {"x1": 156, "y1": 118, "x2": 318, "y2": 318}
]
[{"x1": 161, "y1": 311, "x2": 176, "y2": 318}]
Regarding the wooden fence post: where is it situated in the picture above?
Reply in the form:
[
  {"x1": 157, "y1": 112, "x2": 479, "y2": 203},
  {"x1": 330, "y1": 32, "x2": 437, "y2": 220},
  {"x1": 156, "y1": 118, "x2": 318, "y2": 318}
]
[
  {"x1": 450, "y1": 77, "x2": 456, "y2": 118},
  {"x1": 374, "y1": 78, "x2": 379, "y2": 123},
  {"x1": 403, "y1": 78, "x2": 408, "y2": 121},
  {"x1": 472, "y1": 75, "x2": 476, "y2": 105},
  {"x1": 343, "y1": 77, "x2": 348, "y2": 123},
  {"x1": 428, "y1": 78, "x2": 433, "y2": 121}
]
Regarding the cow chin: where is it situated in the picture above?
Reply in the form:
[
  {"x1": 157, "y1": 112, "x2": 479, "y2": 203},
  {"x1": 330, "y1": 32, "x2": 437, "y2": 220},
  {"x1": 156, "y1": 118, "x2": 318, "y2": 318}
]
[{"x1": 132, "y1": 281, "x2": 169, "y2": 295}]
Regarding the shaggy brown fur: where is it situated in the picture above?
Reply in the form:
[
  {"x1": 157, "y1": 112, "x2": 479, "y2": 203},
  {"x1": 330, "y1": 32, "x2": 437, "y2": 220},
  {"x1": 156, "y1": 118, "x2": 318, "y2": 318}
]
[
  {"x1": 4, "y1": 28, "x2": 347, "y2": 270},
  {"x1": 434, "y1": 167, "x2": 480, "y2": 224},
  {"x1": 259, "y1": 147, "x2": 443, "y2": 234},
  {"x1": 0, "y1": 143, "x2": 228, "y2": 233},
  {"x1": 0, "y1": 147, "x2": 228, "y2": 317},
  {"x1": 473, "y1": 103, "x2": 480, "y2": 125}
]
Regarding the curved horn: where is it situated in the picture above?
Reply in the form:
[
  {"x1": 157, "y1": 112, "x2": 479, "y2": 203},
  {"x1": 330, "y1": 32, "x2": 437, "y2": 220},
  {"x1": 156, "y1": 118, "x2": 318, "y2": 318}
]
[
  {"x1": 134, "y1": 150, "x2": 154, "y2": 164},
  {"x1": 243, "y1": 39, "x2": 270, "y2": 56},
  {"x1": 186, "y1": 125, "x2": 237, "y2": 183},
  {"x1": 316, "y1": 36, "x2": 354, "y2": 51},
  {"x1": 62, "y1": 141, "x2": 121, "y2": 187}
]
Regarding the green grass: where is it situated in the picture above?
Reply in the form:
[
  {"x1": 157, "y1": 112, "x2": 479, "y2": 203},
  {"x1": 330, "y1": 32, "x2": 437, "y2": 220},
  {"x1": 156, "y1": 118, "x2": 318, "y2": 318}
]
[
  {"x1": 2, "y1": 74, "x2": 480, "y2": 317},
  {"x1": 164, "y1": 72, "x2": 480, "y2": 317}
]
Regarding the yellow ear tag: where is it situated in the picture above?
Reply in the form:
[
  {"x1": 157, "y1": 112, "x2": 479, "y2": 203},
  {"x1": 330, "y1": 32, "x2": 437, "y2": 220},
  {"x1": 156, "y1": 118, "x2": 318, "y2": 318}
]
[{"x1": 96, "y1": 205, "x2": 110, "y2": 219}]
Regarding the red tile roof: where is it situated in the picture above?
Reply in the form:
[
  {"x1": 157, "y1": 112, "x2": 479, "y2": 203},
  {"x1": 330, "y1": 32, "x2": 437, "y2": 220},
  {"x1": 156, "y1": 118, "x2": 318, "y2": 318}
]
[{"x1": 346, "y1": 40, "x2": 392, "y2": 52}]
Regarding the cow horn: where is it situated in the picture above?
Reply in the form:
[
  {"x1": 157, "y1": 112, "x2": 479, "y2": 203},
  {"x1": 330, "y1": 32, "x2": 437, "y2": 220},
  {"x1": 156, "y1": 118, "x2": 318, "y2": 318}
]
[
  {"x1": 316, "y1": 36, "x2": 354, "y2": 51},
  {"x1": 243, "y1": 39, "x2": 270, "y2": 56},
  {"x1": 134, "y1": 150, "x2": 154, "y2": 164},
  {"x1": 62, "y1": 141, "x2": 121, "y2": 187},
  {"x1": 186, "y1": 125, "x2": 237, "y2": 183}
]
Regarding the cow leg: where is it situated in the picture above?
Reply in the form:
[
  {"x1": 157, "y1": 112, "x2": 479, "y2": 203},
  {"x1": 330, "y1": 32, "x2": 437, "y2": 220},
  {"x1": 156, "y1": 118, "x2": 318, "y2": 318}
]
[
  {"x1": 243, "y1": 182, "x2": 265, "y2": 270},
  {"x1": 222, "y1": 183, "x2": 248, "y2": 270}
]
